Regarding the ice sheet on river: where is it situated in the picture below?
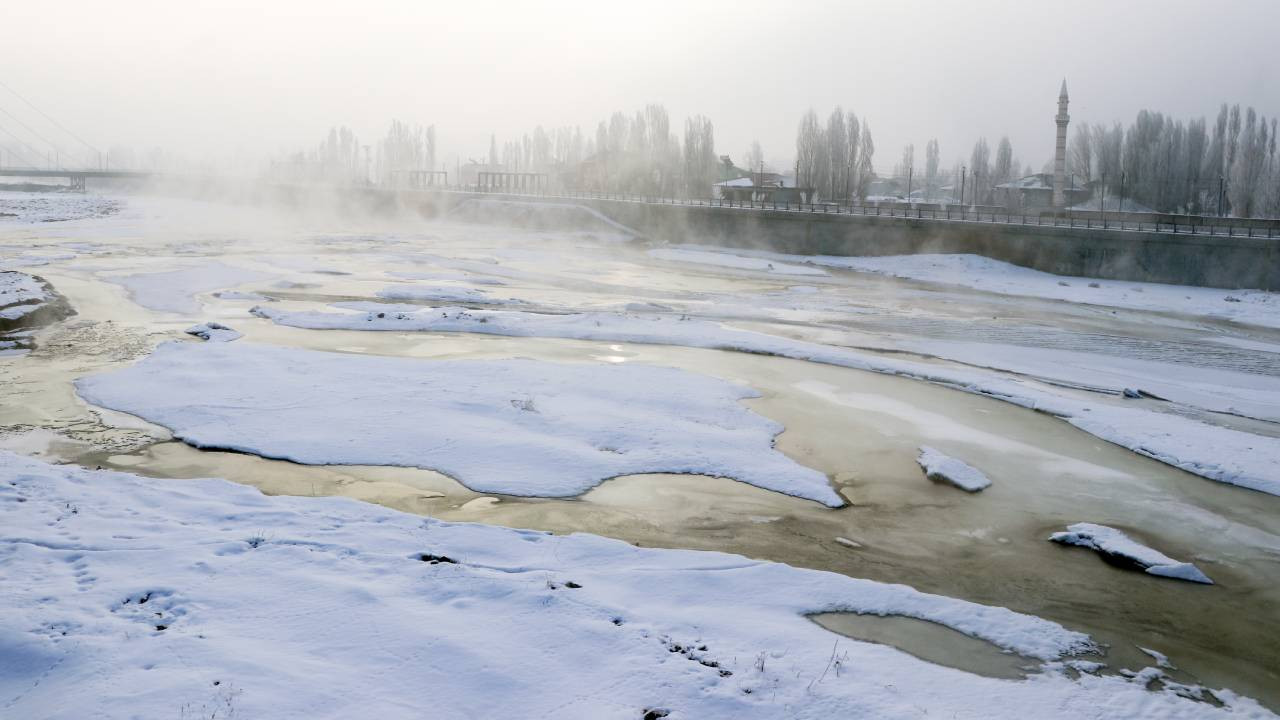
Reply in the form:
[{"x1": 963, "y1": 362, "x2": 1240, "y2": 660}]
[
  {"x1": 376, "y1": 284, "x2": 525, "y2": 305},
  {"x1": 4, "y1": 451, "x2": 1268, "y2": 719},
  {"x1": 648, "y1": 247, "x2": 829, "y2": 276},
  {"x1": 250, "y1": 303, "x2": 1280, "y2": 497},
  {"x1": 107, "y1": 261, "x2": 272, "y2": 314},
  {"x1": 74, "y1": 341, "x2": 841, "y2": 505}
]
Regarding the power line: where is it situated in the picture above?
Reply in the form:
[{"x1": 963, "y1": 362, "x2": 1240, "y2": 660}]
[
  {"x1": 0, "y1": 102, "x2": 90, "y2": 168},
  {"x1": 0, "y1": 125, "x2": 43, "y2": 168},
  {"x1": 0, "y1": 117, "x2": 53, "y2": 168},
  {"x1": 0, "y1": 77, "x2": 101, "y2": 159}
]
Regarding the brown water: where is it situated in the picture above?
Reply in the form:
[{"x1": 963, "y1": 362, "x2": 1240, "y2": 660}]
[
  {"x1": 809, "y1": 612, "x2": 1038, "y2": 680},
  {"x1": 2, "y1": 195, "x2": 1278, "y2": 707}
]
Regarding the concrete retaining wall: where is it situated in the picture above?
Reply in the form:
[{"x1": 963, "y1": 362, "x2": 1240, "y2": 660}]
[
  {"x1": 273, "y1": 185, "x2": 1280, "y2": 291},
  {"x1": 587, "y1": 199, "x2": 1280, "y2": 290}
]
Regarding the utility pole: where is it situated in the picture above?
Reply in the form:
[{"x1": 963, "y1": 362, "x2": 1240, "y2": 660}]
[
  {"x1": 1100, "y1": 174, "x2": 1107, "y2": 227},
  {"x1": 960, "y1": 166, "x2": 966, "y2": 209},
  {"x1": 1218, "y1": 176, "x2": 1225, "y2": 217},
  {"x1": 906, "y1": 165, "x2": 913, "y2": 204}
]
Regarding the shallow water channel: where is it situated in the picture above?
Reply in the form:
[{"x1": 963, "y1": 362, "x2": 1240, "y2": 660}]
[{"x1": 2, "y1": 195, "x2": 1278, "y2": 709}]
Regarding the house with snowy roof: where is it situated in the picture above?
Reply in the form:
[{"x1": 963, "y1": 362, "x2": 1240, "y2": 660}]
[{"x1": 994, "y1": 173, "x2": 1089, "y2": 212}]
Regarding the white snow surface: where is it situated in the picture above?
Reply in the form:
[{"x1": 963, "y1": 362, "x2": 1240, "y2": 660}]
[
  {"x1": 917, "y1": 446, "x2": 992, "y2": 492},
  {"x1": 249, "y1": 303, "x2": 1280, "y2": 497},
  {"x1": 0, "y1": 189, "x2": 121, "y2": 223},
  {"x1": 649, "y1": 247, "x2": 829, "y2": 276},
  {"x1": 0, "y1": 270, "x2": 51, "y2": 321},
  {"x1": 107, "y1": 261, "x2": 272, "y2": 314},
  {"x1": 1049, "y1": 523, "x2": 1214, "y2": 584},
  {"x1": 680, "y1": 246, "x2": 1280, "y2": 329},
  {"x1": 184, "y1": 322, "x2": 242, "y2": 342},
  {"x1": 376, "y1": 284, "x2": 525, "y2": 305},
  {"x1": 4, "y1": 451, "x2": 1271, "y2": 719},
  {"x1": 449, "y1": 198, "x2": 642, "y2": 237},
  {"x1": 73, "y1": 341, "x2": 841, "y2": 505}
]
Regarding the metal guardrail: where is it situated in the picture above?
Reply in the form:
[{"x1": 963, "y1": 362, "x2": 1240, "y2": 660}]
[{"x1": 423, "y1": 184, "x2": 1280, "y2": 239}]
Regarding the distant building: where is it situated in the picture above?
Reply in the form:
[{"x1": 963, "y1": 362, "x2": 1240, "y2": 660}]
[
  {"x1": 459, "y1": 162, "x2": 506, "y2": 188},
  {"x1": 713, "y1": 174, "x2": 814, "y2": 204},
  {"x1": 1068, "y1": 194, "x2": 1155, "y2": 214},
  {"x1": 995, "y1": 173, "x2": 1088, "y2": 212}
]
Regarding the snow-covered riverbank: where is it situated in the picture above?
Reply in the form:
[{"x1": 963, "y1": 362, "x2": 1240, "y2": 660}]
[
  {"x1": 2, "y1": 452, "x2": 1267, "y2": 719},
  {"x1": 671, "y1": 245, "x2": 1280, "y2": 329}
]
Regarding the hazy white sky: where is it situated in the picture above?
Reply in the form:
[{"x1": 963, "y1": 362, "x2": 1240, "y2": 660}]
[{"x1": 2, "y1": 0, "x2": 1277, "y2": 172}]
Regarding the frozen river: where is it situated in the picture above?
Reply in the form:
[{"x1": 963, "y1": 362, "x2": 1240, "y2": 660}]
[{"x1": 3, "y1": 189, "x2": 1279, "y2": 715}]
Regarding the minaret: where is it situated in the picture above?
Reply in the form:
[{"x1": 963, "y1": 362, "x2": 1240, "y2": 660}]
[{"x1": 1052, "y1": 80, "x2": 1070, "y2": 208}]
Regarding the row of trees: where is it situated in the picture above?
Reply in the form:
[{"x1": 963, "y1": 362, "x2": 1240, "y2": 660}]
[
  {"x1": 377, "y1": 121, "x2": 436, "y2": 186},
  {"x1": 794, "y1": 107, "x2": 875, "y2": 201},
  {"x1": 1068, "y1": 104, "x2": 1279, "y2": 216},
  {"x1": 878, "y1": 136, "x2": 1029, "y2": 205},
  {"x1": 275, "y1": 101, "x2": 1280, "y2": 218},
  {"x1": 484, "y1": 104, "x2": 722, "y2": 197}
]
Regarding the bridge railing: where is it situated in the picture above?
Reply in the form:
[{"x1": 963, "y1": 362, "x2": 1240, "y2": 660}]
[{"x1": 422, "y1": 184, "x2": 1280, "y2": 240}]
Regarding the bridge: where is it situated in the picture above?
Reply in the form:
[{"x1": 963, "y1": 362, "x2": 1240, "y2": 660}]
[
  {"x1": 0, "y1": 77, "x2": 154, "y2": 192},
  {"x1": 0, "y1": 167, "x2": 153, "y2": 192}
]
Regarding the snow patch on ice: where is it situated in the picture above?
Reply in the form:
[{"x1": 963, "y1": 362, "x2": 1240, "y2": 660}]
[
  {"x1": 917, "y1": 446, "x2": 992, "y2": 492},
  {"x1": 1049, "y1": 523, "x2": 1213, "y2": 584},
  {"x1": 376, "y1": 284, "x2": 525, "y2": 305},
  {"x1": 75, "y1": 341, "x2": 842, "y2": 505},
  {"x1": 1139, "y1": 647, "x2": 1177, "y2": 670},
  {"x1": 184, "y1": 322, "x2": 242, "y2": 342},
  {"x1": 0, "y1": 270, "x2": 52, "y2": 321}
]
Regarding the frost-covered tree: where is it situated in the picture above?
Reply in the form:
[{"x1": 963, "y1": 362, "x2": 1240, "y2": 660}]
[
  {"x1": 795, "y1": 109, "x2": 824, "y2": 193},
  {"x1": 825, "y1": 108, "x2": 849, "y2": 202},
  {"x1": 1069, "y1": 125, "x2": 1092, "y2": 182},
  {"x1": 1228, "y1": 107, "x2": 1266, "y2": 217},
  {"x1": 896, "y1": 144, "x2": 915, "y2": 196},
  {"x1": 993, "y1": 136, "x2": 1015, "y2": 187},
  {"x1": 844, "y1": 113, "x2": 862, "y2": 201},
  {"x1": 375, "y1": 120, "x2": 435, "y2": 186},
  {"x1": 683, "y1": 115, "x2": 717, "y2": 198},
  {"x1": 969, "y1": 138, "x2": 990, "y2": 204},
  {"x1": 855, "y1": 122, "x2": 874, "y2": 201}
]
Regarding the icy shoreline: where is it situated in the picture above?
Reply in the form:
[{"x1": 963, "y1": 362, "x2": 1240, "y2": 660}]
[
  {"x1": 673, "y1": 246, "x2": 1280, "y2": 330},
  {"x1": 3, "y1": 451, "x2": 1269, "y2": 719}
]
